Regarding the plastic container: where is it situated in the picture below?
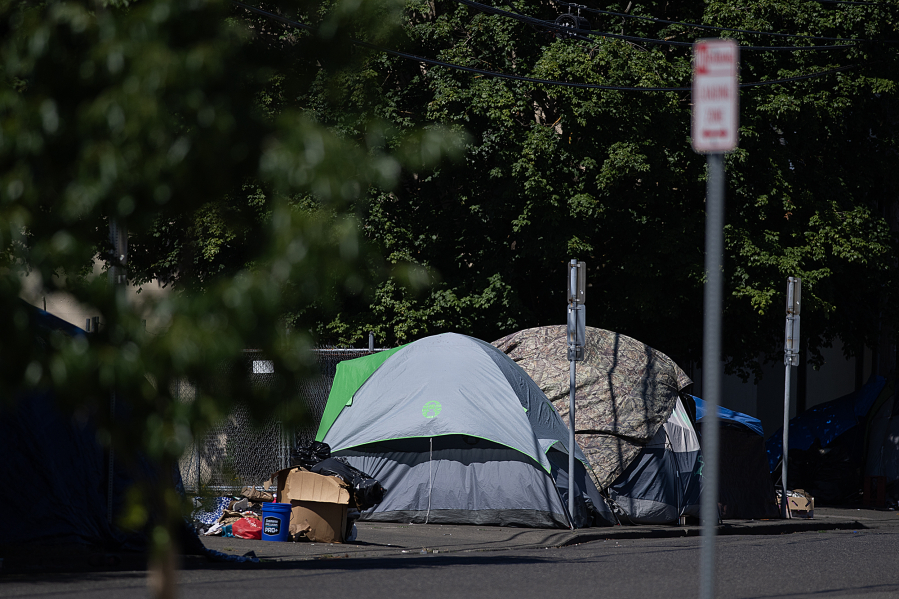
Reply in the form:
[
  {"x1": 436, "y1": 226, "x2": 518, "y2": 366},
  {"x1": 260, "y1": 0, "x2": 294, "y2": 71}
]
[{"x1": 261, "y1": 502, "x2": 291, "y2": 542}]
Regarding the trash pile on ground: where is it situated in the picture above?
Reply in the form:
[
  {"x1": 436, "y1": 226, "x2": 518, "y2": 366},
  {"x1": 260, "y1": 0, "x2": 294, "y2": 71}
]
[
  {"x1": 775, "y1": 489, "x2": 815, "y2": 518},
  {"x1": 191, "y1": 441, "x2": 385, "y2": 544},
  {"x1": 193, "y1": 487, "x2": 274, "y2": 539}
]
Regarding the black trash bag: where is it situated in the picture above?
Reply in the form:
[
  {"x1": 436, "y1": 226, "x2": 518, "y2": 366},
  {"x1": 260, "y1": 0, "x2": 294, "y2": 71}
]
[
  {"x1": 290, "y1": 441, "x2": 331, "y2": 469},
  {"x1": 312, "y1": 457, "x2": 385, "y2": 510},
  {"x1": 352, "y1": 477, "x2": 386, "y2": 511}
]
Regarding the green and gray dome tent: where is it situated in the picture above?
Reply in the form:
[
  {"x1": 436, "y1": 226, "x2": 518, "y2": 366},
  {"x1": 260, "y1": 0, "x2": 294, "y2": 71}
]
[{"x1": 315, "y1": 333, "x2": 615, "y2": 528}]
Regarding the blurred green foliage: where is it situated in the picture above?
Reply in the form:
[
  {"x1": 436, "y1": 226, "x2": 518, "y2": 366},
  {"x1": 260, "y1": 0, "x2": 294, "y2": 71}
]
[{"x1": 0, "y1": 0, "x2": 460, "y2": 558}]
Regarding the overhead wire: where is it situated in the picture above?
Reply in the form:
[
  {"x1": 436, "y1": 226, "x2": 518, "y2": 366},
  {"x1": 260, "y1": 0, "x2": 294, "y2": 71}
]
[
  {"x1": 552, "y1": 0, "x2": 874, "y2": 42},
  {"x1": 815, "y1": 0, "x2": 878, "y2": 4},
  {"x1": 456, "y1": 0, "x2": 859, "y2": 51},
  {"x1": 232, "y1": 1, "x2": 863, "y2": 93}
]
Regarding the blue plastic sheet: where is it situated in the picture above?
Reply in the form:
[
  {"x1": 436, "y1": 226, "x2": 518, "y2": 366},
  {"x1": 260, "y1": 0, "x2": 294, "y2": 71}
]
[
  {"x1": 693, "y1": 395, "x2": 764, "y2": 437},
  {"x1": 765, "y1": 375, "x2": 886, "y2": 473}
]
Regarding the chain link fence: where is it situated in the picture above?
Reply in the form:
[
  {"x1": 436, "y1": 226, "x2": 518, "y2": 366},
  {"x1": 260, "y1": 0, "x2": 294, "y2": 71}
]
[{"x1": 178, "y1": 348, "x2": 385, "y2": 495}]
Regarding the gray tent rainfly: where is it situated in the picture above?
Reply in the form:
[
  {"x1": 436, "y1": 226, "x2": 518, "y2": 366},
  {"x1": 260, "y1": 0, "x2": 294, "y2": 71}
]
[
  {"x1": 606, "y1": 395, "x2": 703, "y2": 524},
  {"x1": 315, "y1": 332, "x2": 615, "y2": 528}
]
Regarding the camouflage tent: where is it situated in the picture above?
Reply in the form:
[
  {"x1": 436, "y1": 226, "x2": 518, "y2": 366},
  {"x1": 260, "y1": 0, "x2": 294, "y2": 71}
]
[{"x1": 492, "y1": 325, "x2": 693, "y2": 490}]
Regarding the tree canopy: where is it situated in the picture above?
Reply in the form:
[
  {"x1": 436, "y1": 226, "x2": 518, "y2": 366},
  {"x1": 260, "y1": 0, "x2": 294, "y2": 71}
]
[{"x1": 145, "y1": 0, "x2": 898, "y2": 379}]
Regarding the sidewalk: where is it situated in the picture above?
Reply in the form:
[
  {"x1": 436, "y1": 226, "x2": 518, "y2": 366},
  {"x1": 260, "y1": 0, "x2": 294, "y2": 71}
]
[{"x1": 199, "y1": 506, "x2": 899, "y2": 563}]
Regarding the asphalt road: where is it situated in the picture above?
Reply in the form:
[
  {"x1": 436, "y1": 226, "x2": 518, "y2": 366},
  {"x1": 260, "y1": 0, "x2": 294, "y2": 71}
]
[{"x1": 3, "y1": 528, "x2": 898, "y2": 599}]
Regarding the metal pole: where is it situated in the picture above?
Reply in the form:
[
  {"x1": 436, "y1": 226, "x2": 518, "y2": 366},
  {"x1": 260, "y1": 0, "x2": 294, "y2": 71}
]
[
  {"x1": 568, "y1": 259, "x2": 577, "y2": 528},
  {"x1": 781, "y1": 352, "x2": 792, "y2": 518},
  {"x1": 699, "y1": 152, "x2": 724, "y2": 599},
  {"x1": 107, "y1": 218, "x2": 127, "y2": 525},
  {"x1": 569, "y1": 358, "x2": 576, "y2": 527},
  {"x1": 781, "y1": 278, "x2": 800, "y2": 518}
]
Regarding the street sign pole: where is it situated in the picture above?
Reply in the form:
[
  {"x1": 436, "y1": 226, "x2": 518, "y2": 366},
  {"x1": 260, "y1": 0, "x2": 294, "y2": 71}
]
[
  {"x1": 692, "y1": 38, "x2": 738, "y2": 599},
  {"x1": 566, "y1": 259, "x2": 585, "y2": 528},
  {"x1": 699, "y1": 152, "x2": 724, "y2": 599},
  {"x1": 781, "y1": 277, "x2": 802, "y2": 518}
]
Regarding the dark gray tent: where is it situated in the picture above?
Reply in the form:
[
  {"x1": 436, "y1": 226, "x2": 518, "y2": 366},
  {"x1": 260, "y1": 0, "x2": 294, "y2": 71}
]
[
  {"x1": 316, "y1": 333, "x2": 614, "y2": 528},
  {"x1": 694, "y1": 396, "x2": 778, "y2": 519},
  {"x1": 0, "y1": 303, "x2": 239, "y2": 564}
]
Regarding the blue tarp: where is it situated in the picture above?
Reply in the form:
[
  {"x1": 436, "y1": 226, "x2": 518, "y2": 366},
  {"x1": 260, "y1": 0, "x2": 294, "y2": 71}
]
[
  {"x1": 693, "y1": 395, "x2": 764, "y2": 437},
  {"x1": 765, "y1": 375, "x2": 886, "y2": 473}
]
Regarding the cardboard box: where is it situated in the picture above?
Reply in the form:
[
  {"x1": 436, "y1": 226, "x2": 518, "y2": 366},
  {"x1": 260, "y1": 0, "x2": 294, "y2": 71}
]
[
  {"x1": 270, "y1": 467, "x2": 350, "y2": 543},
  {"x1": 783, "y1": 492, "x2": 814, "y2": 519}
]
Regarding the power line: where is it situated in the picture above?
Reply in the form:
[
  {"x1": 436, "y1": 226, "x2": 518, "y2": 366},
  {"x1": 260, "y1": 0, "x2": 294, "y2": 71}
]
[
  {"x1": 232, "y1": 1, "x2": 861, "y2": 93},
  {"x1": 552, "y1": 0, "x2": 873, "y2": 42},
  {"x1": 815, "y1": 0, "x2": 879, "y2": 4},
  {"x1": 741, "y1": 62, "x2": 858, "y2": 87},
  {"x1": 457, "y1": 0, "x2": 859, "y2": 51}
]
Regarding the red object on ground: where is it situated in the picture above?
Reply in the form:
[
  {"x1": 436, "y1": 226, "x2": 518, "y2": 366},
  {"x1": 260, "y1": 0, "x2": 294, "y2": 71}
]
[{"x1": 232, "y1": 516, "x2": 263, "y2": 540}]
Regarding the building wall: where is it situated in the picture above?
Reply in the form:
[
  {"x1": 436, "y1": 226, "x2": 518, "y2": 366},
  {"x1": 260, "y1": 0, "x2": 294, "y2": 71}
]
[
  {"x1": 691, "y1": 344, "x2": 873, "y2": 438},
  {"x1": 18, "y1": 260, "x2": 170, "y2": 334}
]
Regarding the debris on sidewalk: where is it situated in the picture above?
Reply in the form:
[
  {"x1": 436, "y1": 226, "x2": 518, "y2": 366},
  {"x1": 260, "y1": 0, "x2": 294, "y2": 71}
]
[
  {"x1": 777, "y1": 489, "x2": 815, "y2": 519},
  {"x1": 269, "y1": 465, "x2": 352, "y2": 543}
]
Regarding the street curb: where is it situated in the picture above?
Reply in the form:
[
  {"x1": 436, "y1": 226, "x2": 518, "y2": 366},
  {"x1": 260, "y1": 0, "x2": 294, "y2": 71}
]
[{"x1": 557, "y1": 519, "x2": 872, "y2": 546}]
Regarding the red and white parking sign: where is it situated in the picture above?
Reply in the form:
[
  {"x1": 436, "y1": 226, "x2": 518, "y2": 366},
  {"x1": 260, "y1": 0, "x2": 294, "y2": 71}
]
[{"x1": 692, "y1": 39, "x2": 739, "y2": 153}]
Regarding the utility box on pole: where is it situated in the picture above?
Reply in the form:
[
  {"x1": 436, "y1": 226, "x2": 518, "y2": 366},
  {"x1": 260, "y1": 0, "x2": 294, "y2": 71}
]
[
  {"x1": 784, "y1": 277, "x2": 802, "y2": 366},
  {"x1": 567, "y1": 260, "x2": 586, "y2": 362}
]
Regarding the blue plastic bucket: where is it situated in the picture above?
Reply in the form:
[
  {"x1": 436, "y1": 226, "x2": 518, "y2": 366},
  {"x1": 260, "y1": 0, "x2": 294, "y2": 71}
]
[{"x1": 261, "y1": 502, "x2": 291, "y2": 542}]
